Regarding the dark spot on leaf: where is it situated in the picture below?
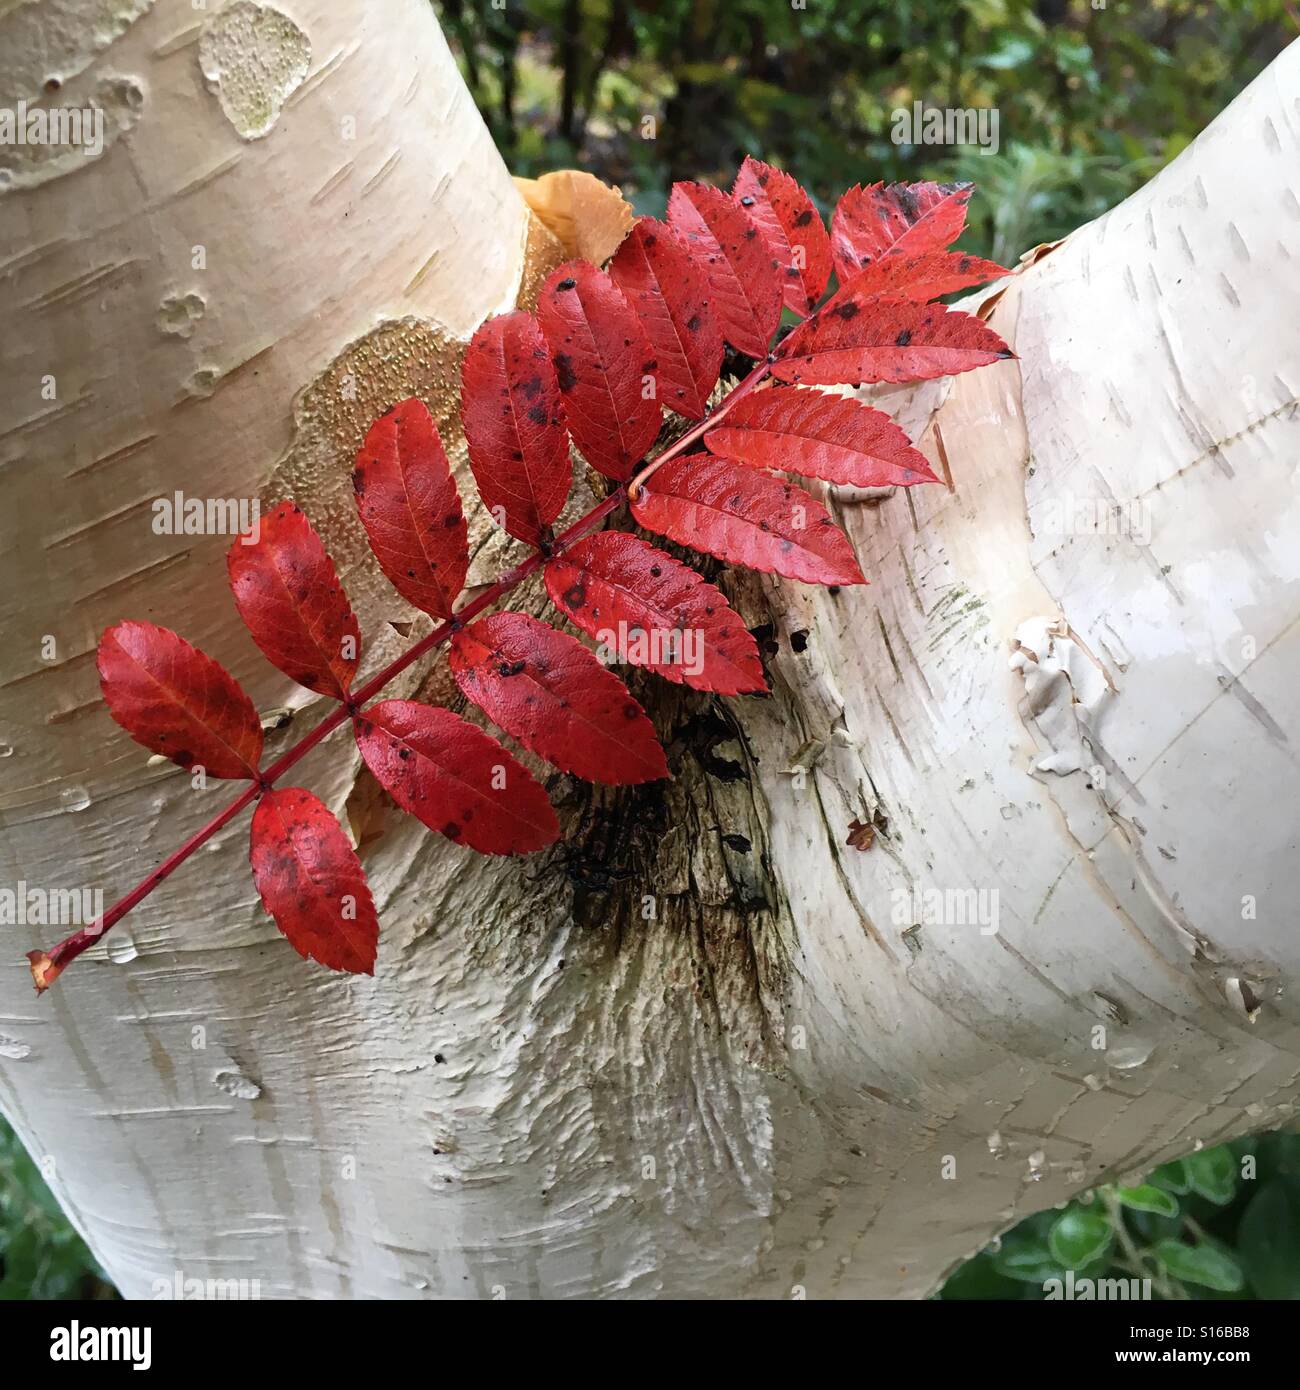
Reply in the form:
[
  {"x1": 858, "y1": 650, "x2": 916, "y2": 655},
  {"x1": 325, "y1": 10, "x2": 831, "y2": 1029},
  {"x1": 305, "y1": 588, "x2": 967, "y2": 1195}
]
[{"x1": 554, "y1": 353, "x2": 577, "y2": 392}]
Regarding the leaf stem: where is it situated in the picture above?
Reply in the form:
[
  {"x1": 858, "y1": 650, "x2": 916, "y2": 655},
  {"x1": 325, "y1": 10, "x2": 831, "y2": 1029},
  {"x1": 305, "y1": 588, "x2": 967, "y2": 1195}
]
[
  {"x1": 627, "y1": 360, "x2": 770, "y2": 498},
  {"x1": 27, "y1": 409, "x2": 675, "y2": 991}
]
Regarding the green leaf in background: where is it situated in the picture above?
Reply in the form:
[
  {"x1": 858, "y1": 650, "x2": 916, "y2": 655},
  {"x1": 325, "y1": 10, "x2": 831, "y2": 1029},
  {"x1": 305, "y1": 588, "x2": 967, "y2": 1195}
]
[
  {"x1": 1114, "y1": 1183, "x2": 1180, "y2": 1218},
  {"x1": 1154, "y1": 1239, "x2": 1245, "y2": 1293},
  {"x1": 1237, "y1": 1180, "x2": 1300, "y2": 1299},
  {"x1": 976, "y1": 35, "x2": 1037, "y2": 70},
  {"x1": 1149, "y1": 1158, "x2": 1191, "y2": 1194},
  {"x1": 1184, "y1": 1147, "x2": 1237, "y2": 1205},
  {"x1": 990, "y1": 1225, "x2": 1061, "y2": 1285},
  {"x1": 1048, "y1": 1206, "x2": 1113, "y2": 1269}
]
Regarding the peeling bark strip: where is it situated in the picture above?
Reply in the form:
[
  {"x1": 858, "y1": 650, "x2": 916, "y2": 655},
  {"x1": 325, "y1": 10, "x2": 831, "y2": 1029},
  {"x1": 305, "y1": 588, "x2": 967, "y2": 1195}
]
[{"x1": 0, "y1": 2, "x2": 1298, "y2": 1306}]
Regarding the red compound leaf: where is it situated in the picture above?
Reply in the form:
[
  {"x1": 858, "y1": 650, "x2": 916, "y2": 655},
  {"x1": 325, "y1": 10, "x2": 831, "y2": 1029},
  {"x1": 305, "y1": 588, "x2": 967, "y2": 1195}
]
[
  {"x1": 830, "y1": 180, "x2": 973, "y2": 281},
  {"x1": 352, "y1": 397, "x2": 468, "y2": 620},
  {"x1": 631, "y1": 454, "x2": 865, "y2": 587},
  {"x1": 98, "y1": 620, "x2": 263, "y2": 779},
  {"x1": 460, "y1": 309, "x2": 572, "y2": 545},
  {"x1": 536, "y1": 260, "x2": 662, "y2": 482},
  {"x1": 227, "y1": 501, "x2": 360, "y2": 699},
  {"x1": 667, "y1": 181, "x2": 783, "y2": 358},
  {"x1": 450, "y1": 611, "x2": 667, "y2": 786},
  {"x1": 704, "y1": 388, "x2": 939, "y2": 488},
  {"x1": 249, "y1": 787, "x2": 379, "y2": 975},
  {"x1": 732, "y1": 156, "x2": 831, "y2": 316},
  {"x1": 354, "y1": 699, "x2": 559, "y2": 856},
  {"x1": 836, "y1": 249, "x2": 1008, "y2": 302},
  {"x1": 608, "y1": 218, "x2": 723, "y2": 421},
  {"x1": 773, "y1": 294, "x2": 1012, "y2": 387},
  {"x1": 545, "y1": 532, "x2": 766, "y2": 696}
]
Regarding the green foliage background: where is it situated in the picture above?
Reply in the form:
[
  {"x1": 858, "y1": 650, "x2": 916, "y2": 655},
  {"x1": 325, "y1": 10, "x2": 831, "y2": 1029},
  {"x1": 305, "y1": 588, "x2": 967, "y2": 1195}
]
[
  {"x1": 4, "y1": 0, "x2": 1297, "y2": 1303},
  {"x1": 438, "y1": 0, "x2": 1291, "y2": 259},
  {"x1": 941, "y1": 1130, "x2": 1300, "y2": 1299}
]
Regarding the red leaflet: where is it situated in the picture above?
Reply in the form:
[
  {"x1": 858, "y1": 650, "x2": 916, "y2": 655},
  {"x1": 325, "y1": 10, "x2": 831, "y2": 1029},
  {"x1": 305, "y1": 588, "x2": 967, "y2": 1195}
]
[
  {"x1": 632, "y1": 454, "x2": 865, "y2": 586},
  {"x1": 831, "y1": 181, "x2": 972, "y2": 281},
  {"x1": 667, "y1": 181, "x2": 783, "y2": 358},
  {"x1": 450, "y1": 612, "x2": 667, "y2": 786},
  {"x1": 608, "y1": 218, "x2": 723, "y2": 421},
  {"x1": 836, "y1": 250, "x2": 1007, "y2": 302},
  {"x1": 352, "y1": 398, "x2": 468, "y2": 619},
  {"x1": 227, "y1": 501, "x2": 360, "y2": 699},
  {"x1": 545, "y1": 533, "x2": 766, "y2": 696},
  {"x1": 460, "y1": 310, "x2": 572, "y2": 544},
  {"x1": 536, "y1": 261, "x2": 661, "y2": 481},
  {"x1": 773, "y1": 294, "x2": 1012, "y2": 386},
  {"x1": 34, "y1": 168, "x2": 1025, "y2": 998},
  {"x1": 354, "y1": 700, "x2": 559, "y2": 855},
  {"x1": 705, "y1": 388, "x2": 939, "y2": 488},
  {"x1": 732, "y1": 156, "x2": 831, "y2": 316},
  {"x1": 249, "y1": 787, "x2": 379, "y2": 975},
  {"x1": 98, "y1": 620, "x2": 263, "y2": 778}
]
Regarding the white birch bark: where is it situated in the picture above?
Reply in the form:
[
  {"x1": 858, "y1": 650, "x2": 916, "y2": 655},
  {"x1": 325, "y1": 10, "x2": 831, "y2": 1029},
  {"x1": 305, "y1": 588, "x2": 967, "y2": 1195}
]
[{"x1": 0, "y1": 3, "x2": 1297, "y2": 1299}]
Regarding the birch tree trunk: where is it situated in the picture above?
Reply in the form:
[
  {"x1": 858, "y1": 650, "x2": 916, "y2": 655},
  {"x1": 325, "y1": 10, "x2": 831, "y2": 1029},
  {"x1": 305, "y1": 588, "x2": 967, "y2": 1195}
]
[{"x1": 1, "y1": 3, "x2": 1297, "y2": 1299}]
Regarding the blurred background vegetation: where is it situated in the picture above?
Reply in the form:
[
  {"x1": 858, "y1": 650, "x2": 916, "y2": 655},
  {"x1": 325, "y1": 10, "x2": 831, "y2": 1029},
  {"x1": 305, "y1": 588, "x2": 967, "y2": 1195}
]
[
  {"x1": 436, "y1": 0, "x2": 1292, "y2": 261},
  {"x1": 4, "y1": 0, "x2": 1297, "y2": 1303}
]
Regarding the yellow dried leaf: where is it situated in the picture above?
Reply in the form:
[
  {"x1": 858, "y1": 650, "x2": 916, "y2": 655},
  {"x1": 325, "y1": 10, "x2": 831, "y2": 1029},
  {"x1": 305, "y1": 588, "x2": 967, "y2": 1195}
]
[{"x1": 513, "y1": 170, "x2": 634, "y2": 267}]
